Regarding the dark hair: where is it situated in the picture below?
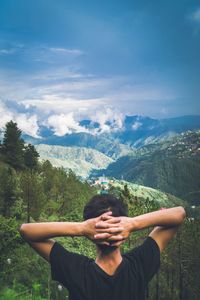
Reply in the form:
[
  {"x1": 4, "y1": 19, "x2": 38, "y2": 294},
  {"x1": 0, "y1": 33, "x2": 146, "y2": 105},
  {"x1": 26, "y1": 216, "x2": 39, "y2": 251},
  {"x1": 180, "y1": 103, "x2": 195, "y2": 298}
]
[{"x1": 83, "y1": 194, "x2": 128, "y2": 220}]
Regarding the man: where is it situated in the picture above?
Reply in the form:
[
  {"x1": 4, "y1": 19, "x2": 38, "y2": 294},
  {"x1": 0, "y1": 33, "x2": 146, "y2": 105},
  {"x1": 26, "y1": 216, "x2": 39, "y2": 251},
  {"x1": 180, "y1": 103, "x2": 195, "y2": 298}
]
[{"x1": 20, "y1": 194, "x2": 186, "y2": 300}]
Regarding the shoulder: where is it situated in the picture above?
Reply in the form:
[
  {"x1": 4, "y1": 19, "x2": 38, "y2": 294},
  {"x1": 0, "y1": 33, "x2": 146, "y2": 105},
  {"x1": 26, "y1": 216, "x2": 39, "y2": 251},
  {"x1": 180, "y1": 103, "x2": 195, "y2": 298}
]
[
  {"x1": 124, "y1": 237, "x2": 159, "y2": 256},
  {"x1": 123, "y1": 237, "x2": 160, "y2": 282},
  {"x1": 50, "y1": 242, "x2": 90, "y2": 263},
  {"x1": 50, "y1": 242, "x2": 91, "y2": 285},
  {"x1": 123, "y1": 237, "x2": 160, "y2": 270}
]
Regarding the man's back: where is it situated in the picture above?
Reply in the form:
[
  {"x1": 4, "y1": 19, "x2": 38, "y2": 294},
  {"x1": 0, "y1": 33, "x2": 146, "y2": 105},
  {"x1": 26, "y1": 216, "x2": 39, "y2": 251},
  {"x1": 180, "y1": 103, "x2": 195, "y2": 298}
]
[
  {"x1": 20, "y1": 195, "x2": 185, "y2": 300},
  {"x1": 50, "y1": 237, "x2": 160, "y2": 300}
]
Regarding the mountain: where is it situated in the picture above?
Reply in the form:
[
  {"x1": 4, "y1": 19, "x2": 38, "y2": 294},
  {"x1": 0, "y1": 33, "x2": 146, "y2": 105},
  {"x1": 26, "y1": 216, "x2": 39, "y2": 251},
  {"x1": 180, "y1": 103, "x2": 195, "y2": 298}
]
[
  {"x1": 22, "y1": 115, "x2": 200, "y2": 158},
  {"x1": 92, "y1": 131, "x2": 200, "y2": 204},
  {"x1": 35, "y1": 144, "x2": 114, "y2": 178},
  {"x1": 26, "y1": 132, "x2": 133, "y2": 159},
  {"x1": 1, "y1": 115, "x2": 199, "y2": 200},
  {"x1": 112, "y1": 115, "x2": 200, "y2": 147}
]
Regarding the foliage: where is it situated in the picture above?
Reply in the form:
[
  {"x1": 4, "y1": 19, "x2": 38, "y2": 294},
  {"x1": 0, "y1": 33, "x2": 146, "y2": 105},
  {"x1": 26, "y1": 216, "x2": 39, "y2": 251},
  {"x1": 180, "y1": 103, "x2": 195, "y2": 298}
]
[
  {"x1": 0, "y1": 121, "x2": 39, "y2": 171},
  {"x1": 0, "y1": 121, "x2": 199, "y2": 299},
  {"x1": 97, "y1": 131, "x2": 200, "y2": 204},
  {"x1": 0, "y1": 167, "x2": 19, "y2": 217},
  {"x1": 24, "y1": 144, "x2": 39, "y2": 170},
  {"x1": 0, "y1": 163, "x2": 199, "y2": 299},
  {"x1": 1, "y1": 121, "x2": 25, "y2": 169},
  {"x1": 0, "y1": 160, "x2": 96, "y2": 300}
]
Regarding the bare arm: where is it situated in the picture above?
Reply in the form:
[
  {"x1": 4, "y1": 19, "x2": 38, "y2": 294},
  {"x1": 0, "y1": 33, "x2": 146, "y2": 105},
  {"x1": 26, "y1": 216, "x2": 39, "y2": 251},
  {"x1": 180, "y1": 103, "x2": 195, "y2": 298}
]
[
  {"x1": 95, "y1": 206, "x2": 186, "y2": 252},
  {"x1": 19, "y1": 222, "x2": 84, "y2": 262},
  {"x1": 19, "y1": 212, "x2": 122, "y2": 262},
  {"x1": 130, "y1": 206, "x2": 185, "y2": 230},
  {"x1": 20, "y1": 221, "x2": 84, "y2": 241},
  {"x1": 132, "y1": 206, "x2": 186, "y2": 251}
]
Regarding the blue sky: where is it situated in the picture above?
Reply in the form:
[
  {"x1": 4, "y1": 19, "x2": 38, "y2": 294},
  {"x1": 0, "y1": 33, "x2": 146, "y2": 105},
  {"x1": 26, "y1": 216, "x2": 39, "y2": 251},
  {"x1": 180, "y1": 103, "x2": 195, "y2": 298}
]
[{"x1": 0, "y1": 0, "x2": 200, "y2": 137}]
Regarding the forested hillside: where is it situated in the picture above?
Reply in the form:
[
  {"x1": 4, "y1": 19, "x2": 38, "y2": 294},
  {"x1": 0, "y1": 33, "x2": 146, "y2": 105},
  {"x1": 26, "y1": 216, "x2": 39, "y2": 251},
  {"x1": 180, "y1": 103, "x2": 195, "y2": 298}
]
[
  {"x1": 95, "y1": 131, "x2": 200, "y2": 204},
  {"x1": 0, "y1": 121, "x2": 97, "y2": 299},
  {"x1": 0, "y1": 121, "x2": 200, "y2": 300},
  {"x1": 108, "y1": 180, "x2": 185, "y2": 207}
]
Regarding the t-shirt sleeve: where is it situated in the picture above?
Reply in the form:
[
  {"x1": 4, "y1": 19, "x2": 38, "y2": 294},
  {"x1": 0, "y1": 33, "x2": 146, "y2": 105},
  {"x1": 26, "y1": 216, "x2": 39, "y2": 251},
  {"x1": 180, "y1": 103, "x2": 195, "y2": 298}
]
[
  {"x1": 127, "y1": 236, "x2": 160, "y2": 283},
  {"x1": 49, "y1": 242, "x2": 88, "y2": 288}
]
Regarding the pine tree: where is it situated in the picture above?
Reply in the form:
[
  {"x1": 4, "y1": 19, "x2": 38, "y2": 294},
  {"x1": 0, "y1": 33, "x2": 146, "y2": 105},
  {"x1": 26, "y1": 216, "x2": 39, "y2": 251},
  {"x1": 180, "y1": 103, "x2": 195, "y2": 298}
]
[
  {"x1": 24, "y1": 144, "x2": 39, "y2": 170},
  {"x1": 0, "y1": 167, "x2": 18, "y2": 217},
  {"x1": 2, "y1": 121, "x2": 25, "y2": 169},
  {"x1": 20, "y1": 170, "x2": 46, "y2": 222}
]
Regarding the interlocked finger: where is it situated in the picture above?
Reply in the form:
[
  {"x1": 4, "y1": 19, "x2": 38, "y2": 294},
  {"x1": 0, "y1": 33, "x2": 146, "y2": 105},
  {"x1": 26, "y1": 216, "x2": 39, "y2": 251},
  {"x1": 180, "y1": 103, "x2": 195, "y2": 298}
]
[
  {"x1": 95, "y1": 222, "x2": 109, "y2": 229},
  {"x1": 100, "y1": 215, "x2": 111, "y2": 221},
  {"x1": 100, "y1": 212, "x2": 112, "y2": 221},
  {"x1": 100, "y1": 214, "x2": 121, "y2": 223},
  {"x1": 95, "y1": 227, "x2": 124, "y2": 234},
  {"x1": 107, "y1": 235, "x2": 124, "y2": 241},
  {"x1": 105, "y1": 217, "x2": 121, "y2": 224},
  {"x1": 95, "y1": 221, "x2": 121, "y2": 229},
  {"x1": 94, "y1": 232, "x2": 112, "y2": 240}
]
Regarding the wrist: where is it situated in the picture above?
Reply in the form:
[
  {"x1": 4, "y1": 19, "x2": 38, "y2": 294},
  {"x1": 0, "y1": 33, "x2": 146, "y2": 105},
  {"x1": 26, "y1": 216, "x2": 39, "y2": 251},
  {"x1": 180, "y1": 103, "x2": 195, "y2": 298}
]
[
  {"x1": 79, "y1": 221, "x2": 88, "y2": 236},
  {"x1": 129, "y1": 217, "x2": 139, "y2": 232},
  {"x1": 63, "y1": 222, "x2": 85, "y2": 237},
  {"x1": 77, "y1": 222, "x2": 86, "y2": 236}
]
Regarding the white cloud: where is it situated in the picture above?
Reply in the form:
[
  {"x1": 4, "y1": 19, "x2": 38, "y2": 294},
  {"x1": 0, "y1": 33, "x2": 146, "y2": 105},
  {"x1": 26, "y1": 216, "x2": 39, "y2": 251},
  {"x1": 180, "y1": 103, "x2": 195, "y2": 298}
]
[
  {"x1": 0, "y1": 49, "x2": 16, "y2": 55},
  {"x1": 44, "y1": 107, "x2": 125, "y2": 136},
  {"x1": 0, "y1": 41, "x2": 181, "y2": 127},
  {"x1": 45, "y1": 112, "x2": 88, "y2": 136},
  {"x1": 190, "y1": 8, "x2": 200, "y2": 24},
  {"x1": 49, "y1": 47, "x2": 83, "y2": 56},
  {"x1": 0, "y1": 65, "x2": 178, "y2": 135},
  {"x1": 31, "y1": 68, "x2": 83, "y2": 81},
  {"x1": 0, "y1": 100, "x2": 40, "y2": 138},
  {"x1": 132, "y1": 121, "x2": 142, "y2": 130},
  {"x1": 188, "y1": 7, "x2": 200, "y2": 34},
  {"x1": 15, "y1": 114, "x2": 40, "y2": 138},
  {"x1": 22, "y1": 96, "x2": 106, "y2": 116},
  {"x1": 30, "y1": 46, "x2": 84, "y2": 65},
  {"x1": 0, "y1": 102, "x2": 13, "y2": 128},
  {"x1": 160, "y1": 107, "x2": 169, "y2": 115},
  {"x1": 91, "y1": 107, "x2": 124, "y2": 133}
]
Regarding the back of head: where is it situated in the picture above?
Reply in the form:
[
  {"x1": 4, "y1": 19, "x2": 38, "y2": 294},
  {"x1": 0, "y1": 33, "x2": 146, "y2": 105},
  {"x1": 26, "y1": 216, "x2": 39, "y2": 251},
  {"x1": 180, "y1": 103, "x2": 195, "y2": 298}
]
[{"x1": 83, "y1": 194, "x2": 128, "y2": 220}]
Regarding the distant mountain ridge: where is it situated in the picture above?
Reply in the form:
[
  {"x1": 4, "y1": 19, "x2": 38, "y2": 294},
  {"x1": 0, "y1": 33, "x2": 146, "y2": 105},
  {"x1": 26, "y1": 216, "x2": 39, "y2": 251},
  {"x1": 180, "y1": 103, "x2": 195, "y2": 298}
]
[
  {"x1": 35, "y1": 144, "x2": 114, "y2": 178},
  {"x1": 93, "y1": 131, "x2": 200, "y2": 204},
  {"x1": 33, "y1": 133, "x2": 132, "y2": 159},
  {"x1": 23, "y1": 115, "x2": 200, "y2": 158},
  {"x1": 112, "y1": 115, "x2": 200, "y2": 147}
]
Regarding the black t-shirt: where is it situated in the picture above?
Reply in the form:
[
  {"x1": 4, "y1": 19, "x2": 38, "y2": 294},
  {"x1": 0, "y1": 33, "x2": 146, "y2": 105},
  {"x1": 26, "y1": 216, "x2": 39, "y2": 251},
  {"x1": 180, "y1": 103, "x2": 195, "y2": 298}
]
[{"x1": 50, "y1": 237, "x2": 160, "y2": 300}]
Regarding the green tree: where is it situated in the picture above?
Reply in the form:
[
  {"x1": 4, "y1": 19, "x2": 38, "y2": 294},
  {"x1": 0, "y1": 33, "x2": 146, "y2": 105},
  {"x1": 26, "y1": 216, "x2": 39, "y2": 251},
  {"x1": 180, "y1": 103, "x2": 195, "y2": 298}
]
[
  {"x1": 0, "y1": 167, "x2": 18, "y2": 217},
  {"x1": 20, "y1": 171, "x2": 46, "y2": 222},
  {"x1": 24, "y1": 144, "x2": 39, "y2": 170},
  {"x1": 2, "y1": 121, "x2": 25, "y2": 169},
  {"x1": 122, "y1": 184, "x2": 131, "y2": 199}
]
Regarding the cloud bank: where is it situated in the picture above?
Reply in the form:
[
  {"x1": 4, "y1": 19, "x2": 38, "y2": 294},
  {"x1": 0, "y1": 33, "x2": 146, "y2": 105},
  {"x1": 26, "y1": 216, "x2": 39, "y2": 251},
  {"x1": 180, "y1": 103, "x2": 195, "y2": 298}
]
[
  {"x1": 190, "y1": 7, "x2": 200, "y2": 24},
  {"x1": 0, "y1": 100, "x2": 40, "y2": 138},
  {"x1": 45, "y1": 112, "x2": 89, "y2": 136},
  {"x1": 0, "y1": 99, "x2": 126, "y2": 137}
]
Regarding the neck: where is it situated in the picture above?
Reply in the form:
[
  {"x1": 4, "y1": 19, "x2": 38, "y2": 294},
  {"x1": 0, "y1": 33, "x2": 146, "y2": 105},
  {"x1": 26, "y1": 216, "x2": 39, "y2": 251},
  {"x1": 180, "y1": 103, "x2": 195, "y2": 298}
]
[{"x1": 95, "y1": 246, "x2": 122, "y2": 276}]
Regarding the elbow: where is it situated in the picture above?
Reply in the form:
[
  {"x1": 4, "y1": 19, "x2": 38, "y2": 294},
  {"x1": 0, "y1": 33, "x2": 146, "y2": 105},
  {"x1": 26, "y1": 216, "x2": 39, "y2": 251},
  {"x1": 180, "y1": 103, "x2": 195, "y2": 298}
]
[
  {"x1": 177, "y1": 206, "x2": 186, "y2": 224},
  {"x1": 19, "y1": 223, "x2": 30, "y2": 240}
]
